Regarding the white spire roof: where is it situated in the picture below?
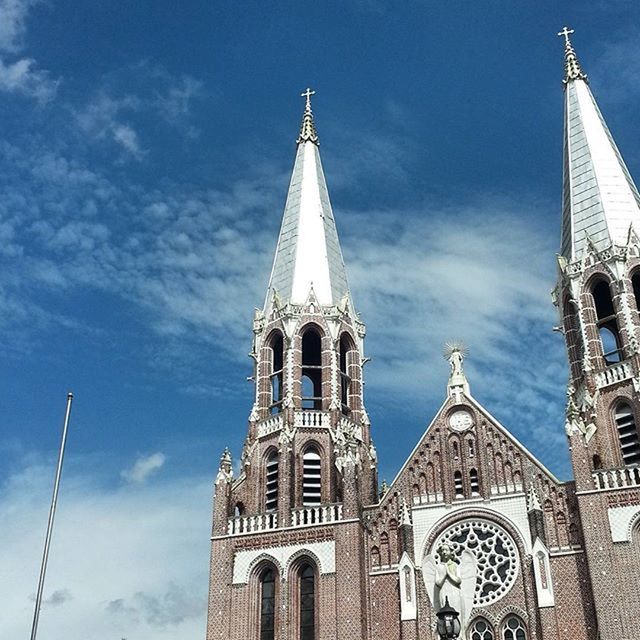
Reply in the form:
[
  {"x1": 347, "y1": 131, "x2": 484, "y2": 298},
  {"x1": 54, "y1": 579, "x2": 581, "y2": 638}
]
[
  {"x1": 265, "y1": 90, "x2": 352, "y2": 309},
  {"x1": 559, "y1": 27, "x2": 640, "y2": 261}
]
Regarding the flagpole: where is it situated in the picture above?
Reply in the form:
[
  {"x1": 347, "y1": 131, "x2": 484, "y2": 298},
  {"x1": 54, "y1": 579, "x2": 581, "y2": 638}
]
[{"x1": 30, "y1": 391, "x2": 74, "y2": 640}]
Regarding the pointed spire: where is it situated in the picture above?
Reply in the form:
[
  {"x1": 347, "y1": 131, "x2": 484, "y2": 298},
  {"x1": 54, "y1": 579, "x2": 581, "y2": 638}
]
[
  {"x1": 297, "y1": 87, "x2": 319, "y2": 145},
  {"x1": 558, "y1": 26, "x2": 587, "y2": 84},
  {"x1": 265, "y1": 91, "x2": 353, "y2": 310},
  {"x1": 559, "y1": 28, "x2": 640, "y2": 261}
]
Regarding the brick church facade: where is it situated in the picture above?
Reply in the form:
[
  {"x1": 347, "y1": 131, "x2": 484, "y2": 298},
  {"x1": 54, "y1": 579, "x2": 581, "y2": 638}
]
[{"x1": 206, "y1": 31, "x2": 640, "y2": 640}]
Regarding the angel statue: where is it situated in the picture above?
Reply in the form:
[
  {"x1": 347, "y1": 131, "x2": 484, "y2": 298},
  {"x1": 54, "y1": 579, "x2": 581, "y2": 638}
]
[{"x1": 422, "y1": 544, "x2": 477, "y2": 635}]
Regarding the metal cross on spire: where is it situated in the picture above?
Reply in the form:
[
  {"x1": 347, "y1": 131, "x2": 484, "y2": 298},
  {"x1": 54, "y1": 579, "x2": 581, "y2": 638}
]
[
  {"x1": 296, "y1": 86, "x2": 319, "y2": 145},
  {"x1": 301, "y1": 87, "x2": 316, "y2": 112},
  {"x1": 557, "y1": 25, "x2": 587, "y2": 84},
  {"x1": 557, "y1": 26, "x2": 574, "y2": 46}
]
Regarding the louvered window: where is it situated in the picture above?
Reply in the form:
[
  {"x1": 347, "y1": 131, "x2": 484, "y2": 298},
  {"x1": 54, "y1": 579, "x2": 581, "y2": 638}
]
[
  {"x1": 266, "y1": 452, "x2": 279, "y2": 511},
  {"x1": 615, "y1": 404, "x2": 640, "y2": 465},
  {"x1": 470, "y1": 468, "x2": 480, "y2": 495},
  {"x1": 454, "y1": 471, "x2": 464, "y2": 497},
  {"x1": 302, "y1": 448, "x2": 321, "y2": 505}
]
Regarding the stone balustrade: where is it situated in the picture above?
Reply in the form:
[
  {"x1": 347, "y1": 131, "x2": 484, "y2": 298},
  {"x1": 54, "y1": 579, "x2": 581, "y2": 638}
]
[
  {"x1": 291, "y1": 503, "x2": 343, "y2": 527},
  {"x1": 227, "y1": 512, "x2": 278, "y2": 535},
  {"x1": 593, "y1": 465, "x2": 640, "y2": 490},
  {"x1": 294, "y1": 410, "x2": 330, "y2": 428},
  {"x1": 595, "y1": 361, "x2": 632, "y2": 389},
  {"x1": 257, "y1": 414, "x2": 283, "y2": 437}
]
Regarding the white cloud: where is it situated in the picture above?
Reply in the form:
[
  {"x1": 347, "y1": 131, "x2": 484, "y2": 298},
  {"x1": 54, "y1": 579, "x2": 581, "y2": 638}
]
[
  {"x1": 121, "y1": 452, "x2": 167, "y2": 483},
  {"x1": 0, "y1": 56, "x2": 58, "y2": 103},
  {"x1": 0, "y1": 458, "x2": 209, "y2": 639},
  {"x1": 0, "y1": 0, "x2": 38, "y2": 53},
  {"x1": 74, "y1": 63, "x2": 202, "y2": 157},
  {"x1": 0, "y1": 0, "x2": 59, "y2": 103}
]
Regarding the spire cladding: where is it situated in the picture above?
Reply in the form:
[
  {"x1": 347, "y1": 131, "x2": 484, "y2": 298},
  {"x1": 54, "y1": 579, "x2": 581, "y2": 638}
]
[
  {"x1": 559, "y1": 28, "x2": 640, "y2": 261},
  {"x1": 265, "y1": 91, "x2": 352, "y2": 310}
]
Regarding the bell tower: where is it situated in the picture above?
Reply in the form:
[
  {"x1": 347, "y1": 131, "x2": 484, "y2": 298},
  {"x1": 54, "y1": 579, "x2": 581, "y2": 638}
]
[
  {"x1": 207, "y1": 90, "x2": 376, "y2": 640},
  {"x1": 554, "y1": 28, "x2": 640, "y2": 640}
]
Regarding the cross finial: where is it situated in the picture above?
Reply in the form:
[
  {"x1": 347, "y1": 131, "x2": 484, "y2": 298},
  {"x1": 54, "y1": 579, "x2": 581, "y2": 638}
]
[
  {"x1": 557, "y1": 26, "x2": 574, "y2": 46},
  {"x1": 301, "y1": 87, "x2": 316, "y2": 112},
  {"x1": 296, "y1": 87, "x2": 319, "y2": 145},
  {"x1": 557, "y1": 26, "x2": 587, "y2": 84}
]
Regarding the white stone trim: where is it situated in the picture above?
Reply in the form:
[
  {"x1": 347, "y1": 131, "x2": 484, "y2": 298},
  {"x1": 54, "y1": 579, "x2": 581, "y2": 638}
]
[
  {"x1": 232, "y1": 540, "x2": 336, "y2": 584},
  {"x1": 532, "y1": 538, "x2": 555, "y2": 608},
  {"x1": 398, "y1": 552, "x2": 417, "y2": 621},
  {"x1": 607, "y1": 503, "x2": 640, "y2": 542}
]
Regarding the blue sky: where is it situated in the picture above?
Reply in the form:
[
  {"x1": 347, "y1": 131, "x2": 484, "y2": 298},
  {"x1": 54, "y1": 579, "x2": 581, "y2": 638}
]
[{"x1": 2, "y1": 1, "x2": 640, "y2": 638}]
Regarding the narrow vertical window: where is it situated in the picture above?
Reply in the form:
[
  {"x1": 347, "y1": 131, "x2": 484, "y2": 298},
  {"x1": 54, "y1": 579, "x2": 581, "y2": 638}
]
[
  {"x1": 266, "y1": 451, "x2": 279, "y2": 511},
  {"x1": 302, "y1": 330, "x2": 322, "y2": 409},
  {"x1": 615, "y1": 403, "x2": 640, "y2": 465},
  {"x1": 470, "y1": 468, "x2": 479, "y2": 495},
  {"x1": 260, "y1": 568, "x2": 276, "y2": 640},
  {"x1": 502, "y1": 616, "x2": 526, "y2": 640},
  {"x1": 299, "y1": 564, "x2": 315, "y2": 640},
  {"x1": 454, "y1": 471, "x2": 464, "y2": 497},
  {"x1": 270, "y1": 334, "x2": 284, "y2": 415},
  {"x1": 302, "y1": 447, "x2": 322, "y2": 505},
  {"x1": 593, "y1": 280, "x2": 622, "y2": 364},
  {"x1": 339, "y1": 335, "x2": 353, "y2": 415}
]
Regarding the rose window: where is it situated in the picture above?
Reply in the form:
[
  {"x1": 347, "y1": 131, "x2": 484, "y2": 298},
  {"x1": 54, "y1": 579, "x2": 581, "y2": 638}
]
[{"x1": 432, "y1": 519, "x2": 519, "y2": 606}]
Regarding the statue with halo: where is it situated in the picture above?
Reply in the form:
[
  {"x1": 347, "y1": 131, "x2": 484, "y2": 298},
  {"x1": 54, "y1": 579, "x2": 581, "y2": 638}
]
[{"x1": 422, "y1": 543, "x2": 477, "y2": 634}]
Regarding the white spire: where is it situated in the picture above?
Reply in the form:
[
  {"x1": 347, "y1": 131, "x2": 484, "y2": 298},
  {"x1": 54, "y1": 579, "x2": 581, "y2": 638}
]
[
  {"x1": 559, "y1": 27, "x2": 640, "y2": 261},
  {"x1": 265, "y1": 90, "x2": 352, "y2": 310}
]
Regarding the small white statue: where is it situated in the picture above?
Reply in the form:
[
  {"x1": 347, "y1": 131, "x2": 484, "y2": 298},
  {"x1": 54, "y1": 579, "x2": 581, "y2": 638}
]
[{"x1": 422, "y1": 544, "x2": 477, "y2": 634}]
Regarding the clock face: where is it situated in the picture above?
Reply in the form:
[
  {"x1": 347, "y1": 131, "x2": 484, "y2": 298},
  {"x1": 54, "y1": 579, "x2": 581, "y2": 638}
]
[{"x1": 449, "y1": 409, "x2": 473, "y2": 432}]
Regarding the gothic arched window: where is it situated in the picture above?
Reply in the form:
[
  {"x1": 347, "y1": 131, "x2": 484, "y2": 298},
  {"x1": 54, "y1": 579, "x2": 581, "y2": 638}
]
[
  {"x1": 592, "y1": 280, "x2": 622, "y2": 364},
  {"x1": 302, "y1": 446, "x2": 322, "y2": 505},
  {"x1": 265, "y1": 451, "x2": 279, "y2": 511},
  {"x1": 260, "y1": 568, "x2": 277, "y2": 640},
  {"x1": 471, "y1": 617, "x2": 494, "y2": 640},
  {"x1": 339, "y1": 334, "x2": 354, "y2": 415},
  {"x1": 632, "y1": 271, "x2": 640, "y2": 312},
  {"x1": 614, "y1": 403, "x2": 640, "y2": 465},
  {"x1": 298, "y1": 564, "x2": 316, "y2": 640},
  {"x1": 502, "y1": 615, "x2": 526, "y2": 640},
  {"x1": 302, "y1": 329, "x2": 322, "y2": 409},
  {"x1": 269, "y1": 333, "x2": 284, "y2": 414}
]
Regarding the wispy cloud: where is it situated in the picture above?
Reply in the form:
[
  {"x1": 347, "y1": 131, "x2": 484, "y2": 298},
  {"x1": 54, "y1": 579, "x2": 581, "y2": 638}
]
[
  {"x1": 0, "y1": 0, "x2": 58, "y2": 103},
  {"x1": 121, "y1": 453, "x2": 166, "y2": 484},
  {"x1": 74, "y1": 62, "x2": 202, "y2": 157}
]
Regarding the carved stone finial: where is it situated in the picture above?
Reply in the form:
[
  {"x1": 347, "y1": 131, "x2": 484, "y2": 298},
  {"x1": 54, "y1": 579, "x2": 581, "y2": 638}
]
[
  {"x1": 558, "y1": 26, "x2": 588, "y2": 84},
  {"x1": 216, "y1": 447, "x2": 233, "y2": 484},
  {"x1": 379, "y1": 479, "x2": 389, "y2": 499},
  {"x1": 443, "y1": 341, "x2": 470, "y2": 399},
  {"x1": 296, "y1": 87, "x2": 320, "y2": 145},
  {"x1": 527, "y1": 485, "x2": 542, "y2": 513},
  {"x1": 399, "y1": 498, "x2": 412, "y2": 527}
]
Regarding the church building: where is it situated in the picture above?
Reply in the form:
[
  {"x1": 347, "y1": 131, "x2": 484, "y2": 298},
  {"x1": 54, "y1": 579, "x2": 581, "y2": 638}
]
[{"x1": 206, "y1": 30, "x2": 640, "y2": 640}]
